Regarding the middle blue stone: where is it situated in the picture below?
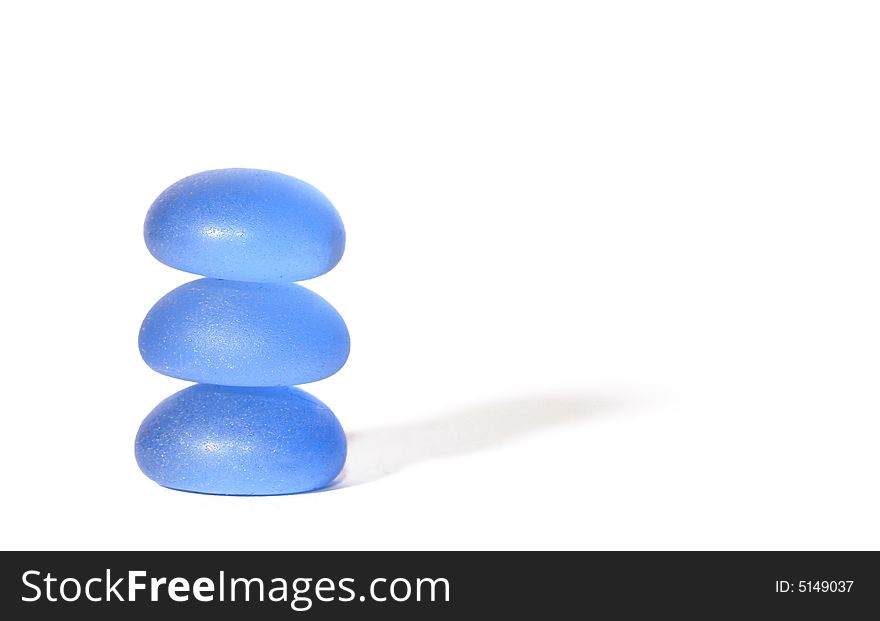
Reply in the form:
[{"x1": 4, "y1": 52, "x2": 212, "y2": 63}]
[{"x1": 139, "y1": 278, "x2": 350, "y2": 386}]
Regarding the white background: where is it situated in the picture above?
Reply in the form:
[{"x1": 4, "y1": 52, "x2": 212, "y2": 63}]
[{"x1": 1, "y1": 1, "x2": 878, "y2": 550}]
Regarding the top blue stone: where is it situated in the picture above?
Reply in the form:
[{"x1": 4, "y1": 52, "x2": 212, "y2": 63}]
[{"x1": 144, "y1": 169, "x2": 345, "y2": 282}]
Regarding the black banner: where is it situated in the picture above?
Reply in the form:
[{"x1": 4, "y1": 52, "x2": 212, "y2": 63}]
[{"x1": 1, "y1": 552, "x2": 877, "y2": 618}]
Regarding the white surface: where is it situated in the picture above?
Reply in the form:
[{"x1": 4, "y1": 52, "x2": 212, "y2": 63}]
[{"x1": 1, "y1": 1, "x2": 878, "y2": 551}]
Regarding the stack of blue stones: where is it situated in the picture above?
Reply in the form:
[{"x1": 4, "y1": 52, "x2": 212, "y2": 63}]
[{"x1": 136, "y1": 169, "x2": 349, "y2": 495}]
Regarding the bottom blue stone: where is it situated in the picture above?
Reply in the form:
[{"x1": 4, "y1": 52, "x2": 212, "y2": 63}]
[{"x1": 135, "y1": 384, "x2": 346, "y2": 495}]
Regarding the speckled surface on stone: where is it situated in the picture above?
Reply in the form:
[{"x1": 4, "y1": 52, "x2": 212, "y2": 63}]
[
  {"x1": 138, "y1": 277, "x2": 350, "y2": 386},
  {"x1": 144, "y1": 168, "x2": 345, "y2": 283},
  {"x1": 135, "y1": 384, "x2": 347, "y2": 495}
]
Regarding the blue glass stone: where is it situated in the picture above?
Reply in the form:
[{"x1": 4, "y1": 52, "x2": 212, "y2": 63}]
[
  {"x1": 135, "y1": 384, "x2": 346, "y2": 495},
  {"x1": 139, "y1": 278, "x2": 350, "y2": 386},
  {"x1": 144, "y1": 168, "x2": 345, "y2": 283}
]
